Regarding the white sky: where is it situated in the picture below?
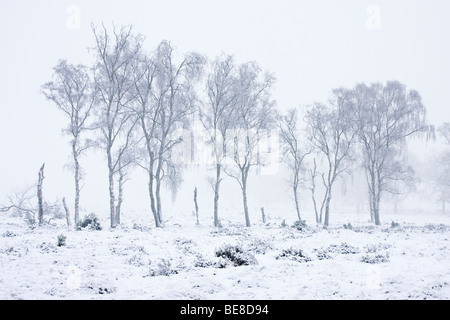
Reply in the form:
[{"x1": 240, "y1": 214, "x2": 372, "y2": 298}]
[{"x1": 0, "y1": 0, "x2": 449, "y2": 217}]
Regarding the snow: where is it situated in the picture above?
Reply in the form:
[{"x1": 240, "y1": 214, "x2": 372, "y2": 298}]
[{"x1": 1, "y1": 211, "x2": 450, "y2": 300}]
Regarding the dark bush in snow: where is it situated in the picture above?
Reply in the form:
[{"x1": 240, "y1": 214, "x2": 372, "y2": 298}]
[
  {"x1": 313, "y1": 248, "x2": 333, "y2": 260},
  {"x1": 57, "y1": 234, "x2": 66, "y2": 247},
  {"x1": 76, "y1": 213, "x2": 102, "y2": 231},
  {"x1": 276, "y1": 248, "x2": 312, "y2": 263},
  {"x1": 2, "y1": 230, "x2": 17, "y2": 237},
  {"x1": 291, "y1": 220, "x2": 308, "y2": 231},
  {"x1": 194, "y1": 254, "x2": 228, "y2": 269},
  {"x1": 215, "y1": 244, "x2": 257, "y2": 267},
  {"x1": 39, "y1": 242, "x2": 57, "y2": 253},
  {"x1": 364, "y1": 243, "x2": 392, "y2": 253},
  {"x1": 423, "y1": 224, "x2": 449, "y2": 233},
  {"x1": 343, "y1": 223, "x2": 353, "y2": 230},
  {"x1": 87, "y1": 284, "x2": 116, "y2": 294},
  {"x1": 361, "y1": 252, "x2": 390, "y2": 264},
  {"x1": 391, "y1": 221, "x2": 400, "y2": 228},
  {"x1": 326, "y1": 242, "x2": 360, "y2": 254}
]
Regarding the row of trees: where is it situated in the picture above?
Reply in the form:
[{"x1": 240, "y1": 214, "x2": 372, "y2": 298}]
[{"x1": 39, "y1": 23, "x2": 435, "y2": 229}]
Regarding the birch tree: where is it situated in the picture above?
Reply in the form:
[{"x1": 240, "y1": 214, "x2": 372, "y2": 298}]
[
  {"x1": 352, "y1": 81, "x2": 430, "y2": 225},
  {"x1": 42, "y1": 60, "x2": 95, "y2": 226},
  {"x1": 439, "y1": 123, "x2": 450, "y2": 145},
  {"x1": 91, "y1": 23, "x2": 142, "y2": 228},
  {"x1": 200, "y1": 54, "x2": 239, "y2": 227},
  {"x1": 132, "y1": 41, "x2": 204, "y2": 226},
  {"x1": 224, "y1": 62, "x2": 276, "y2": 227},
  {"x1": 305, "y1": 88, "x2": 356, "y2": 227},
  {"x1": 277, "y1": 108, "x2": 310, "y2": 221},
  {"x1": 433, "y1": 123, "x2": 450, "y2": 213}
]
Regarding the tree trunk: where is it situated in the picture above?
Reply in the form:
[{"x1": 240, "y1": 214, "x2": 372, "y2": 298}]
[
  {"x1": 310, "y1": 164, "x2": 319, "y2": 224},
  {"x1": 116, "y1": 163, "x2": 125, "y2": 225},
  {"x1": 373, "y1": 192, "x2": 381, "y2": 226},
  {"x1": 107, "y1": 146, "x2": 117, "y2": 228},
  {"x1": 155, "y1": 146, "x2": 164, "y2": 223},
  {"x1": 155, "y1": 171, "x2": 162, "y2": 224},
  {"x1": 261, "y1": 207, "x2": 266, "y2": 224},
  {"x1": 323, "y1": 189, "x2": 332, "y2": 228},
  {"x1": 213, "y1": 164, "x2": 221, "y2": 227},
  {"x1": 72, "y1": 140, "x2": 80, "y2": 226},
  {"x1": 37, "y1": 163, "x2": 45, "y2": 226},
  {"x1": 311, "y1": 187, "x2": 319, "y2": 224},
  {"x1": 62, "y1": 197, "x2": 71, "y2": 227},
  {"x1": 194, "y1": 187, "x2": 199, "y2": 225},
  {"x1": 369, "y1": 190, "x2": 375, "y2": 223},
  {"x1": 241, "y1": 170, "x2": 251, "y2": 227},
  {"x1": 148, "y1": 160, "x2": 161, "y2": 227},
  {"x1": 293, "y1": 185, "x2": 301, "y2": 221}
]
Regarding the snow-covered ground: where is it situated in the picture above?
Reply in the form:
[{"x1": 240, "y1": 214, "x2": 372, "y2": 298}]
[{"x1": 1, "y1": 210, "x2": 450, "y2": 300}]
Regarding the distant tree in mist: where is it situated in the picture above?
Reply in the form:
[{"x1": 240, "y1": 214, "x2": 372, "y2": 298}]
[
  {"x1": 305, "y1": 88, "x2": 357, "y2": 228},
  {"x1": 435, "y1": 122, "x2": 450, "y2": 213},
  {"x1": 438, "y1": 122, "x2": 450, "y2": 145},
  {"x1": 42, "y1": 60, "x2": 95, "y2": 226},
  {"x1": 352, "y1": 81, "x2": 431, "y2": 225}
]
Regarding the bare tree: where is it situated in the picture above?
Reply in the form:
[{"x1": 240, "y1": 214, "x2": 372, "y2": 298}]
[
  {"x1": 277, "y1": 108, "x2": 310, "y2": 221},
  {"x1": 132, "y1": 41, "x2": 204, "y2": 226},
  {"x1": 224, "y1": 61, "x2": 276, "y2": 227},
  {"x1": 42, "y1": 60, "x2": 95, "y2": 226},
  {"x1": 151, "y1": 41, "x2": 205, "y2": 223},
  {"x1": 434, "y1": 123, "x2": 450, "y2": 213},
  {"x1": 130, "y1": 51, "x2": 161, "y2": 227},
  {"x1": 438, "y1": 122, "x2": 450, "y2": 145},
  {"x1": 352, "y1": 81, "x2": 430, "y2": 225},
  {"x1": 91, "y1": 23, "x2": 142, "y2": 228},
  {"x1": 309, "y1": 158, "x2": 325, "y2": 224},
  {"x1": 305, "y1": 88, "x2": 356, "y2": 228},
  {"x1": 200, "y1": 54, "x2": 239, "y2": 227},
  {"x1": 0, "y1": 185, "x2": 37, "y2": 224},
  {"x1": 62, "y1": 197, "x2": 71, "y2": 226},
  {"x1": 194, "y1": 186, "x2": 199, "y2": 225}
]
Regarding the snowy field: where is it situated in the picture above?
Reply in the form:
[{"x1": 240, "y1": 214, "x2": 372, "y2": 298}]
[{"x1": 1, "y1": 210, "x2": 450, "y2": 300}]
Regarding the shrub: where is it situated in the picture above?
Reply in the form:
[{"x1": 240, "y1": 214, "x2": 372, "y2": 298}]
[
  {"x1": 2, "y1": 230, "x2": 17, "y2": 237},
  {"x1": 343, "y1": 223, "x2": 353, "y2": 230},
  {"x1": 314, "y1": 248, "x2": 333, "y2": 260},
  {"x1": 364, "y1": 243, "x2": 392, "y2": 253},
  {"x1": 215, "y1": 244, "x2": 257, "y2": 267},
  {"x1": 76, "y1": 213, "x2": 102, "y2": 231},
  {"x1": 292, "y1": 220, "x2": 308, "y2": 231},
  {"x1": 276, "y1": 248, "x2": 312, "y2": 263},
  {"x1": 391, "y1": 221, "x2": 400, "y2": 228},
  {"x1": 361, "y1": 253, "x2": 390, "y2": 264},
  {"x1": 326, "y1": 242, "x2": 360, "y2": 254},
  {"x1": 194, "y1": 254, "x2": 228, "y2": 269},
  {"x1": 148, "y1": 259, "x2": 179, "y2": 276},
  {"x1": 57, "y1": 234, "x2": 66, "y2": 247},
  {"x1": 246, "y1": 237, "x2": 274, "y2": 255}
]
